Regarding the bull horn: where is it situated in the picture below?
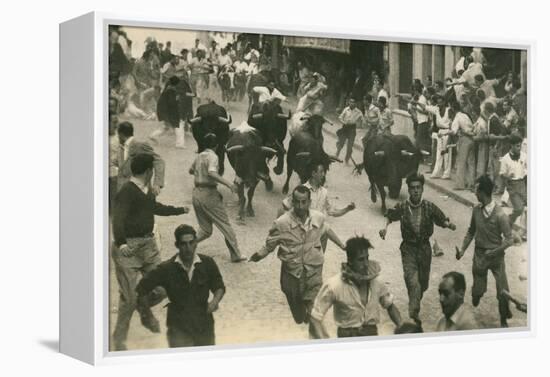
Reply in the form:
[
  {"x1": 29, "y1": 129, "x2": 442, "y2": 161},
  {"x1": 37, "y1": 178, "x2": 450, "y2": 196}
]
[
  {"x1": 401, "y1": 150, "x2": 414, "y2": 156},
  {"x1": 420, "y1": 150, "x2": 430, "y2": 156},
  {"x1": 374, "y1": 151, "x2": 385, "y2": 156},
  {"x1": 261, "y1": 146, "x2": 277, "y2": 154},
  {"x1": 226, "y1": 145, "x2": 244, "y2": 154},
  {"x1": 296, "y1": 152, "x2": 311, "y2": 158},
  {"x1": 251, "y1": 113, "x2": 263, "y2": 119},
  {"x1": 218, "y1": 115, "x2": 231, "y2": 123},
  {"x1": 277, "y1": 113, "x2": 288, "y2": 119},
  {"x1": 188, "y1": 116, "x2": 202, "y2": 124}
]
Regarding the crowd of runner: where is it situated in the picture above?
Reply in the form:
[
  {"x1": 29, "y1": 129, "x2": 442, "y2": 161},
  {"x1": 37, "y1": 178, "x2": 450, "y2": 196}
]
[{"x1": 107, "y1": 27, "x2": 528, "y2": 351}]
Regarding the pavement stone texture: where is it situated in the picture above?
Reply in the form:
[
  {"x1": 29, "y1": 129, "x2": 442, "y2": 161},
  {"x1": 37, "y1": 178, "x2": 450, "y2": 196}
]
[{"x1": 110, "y1": 92, "x2": 528, "y2": 351}]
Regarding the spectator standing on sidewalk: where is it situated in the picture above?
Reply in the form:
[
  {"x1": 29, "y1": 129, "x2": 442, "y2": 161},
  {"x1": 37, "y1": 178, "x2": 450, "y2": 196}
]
[
  {"x1": 362, "y1": 94, "x2": 380, "y2": 142},
  {"x1": 450, "y1": 100, "x2": 476, "y2": 190},
  {"x1": 501, "y1": 98, "x2": 520, "y2": 135},
  {"x1": 484, "y1": 102, "x2": 508, "y2": 194},
  {"x1": 499, "y1": 134, "x2": 527, "y2": 237},
  {"x1": 413, "y1": 95, "x2": 452, "y2": 179},
  {"x1": 408, "y1": 83, "x2": 431, "y2": 156},
  {"x1": 377, "y1": 96, "x2": 394, "y2": 136}
]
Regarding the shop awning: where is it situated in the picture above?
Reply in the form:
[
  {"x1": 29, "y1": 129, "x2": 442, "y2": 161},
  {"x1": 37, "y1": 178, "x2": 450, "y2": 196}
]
[{"x1": 283, "y1": 36, "x2": 350, "y2": 54}]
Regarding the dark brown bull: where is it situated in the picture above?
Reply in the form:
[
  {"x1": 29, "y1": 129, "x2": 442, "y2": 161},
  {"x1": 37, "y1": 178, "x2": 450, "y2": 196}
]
[
  {"x1": 226, "y1": 123, "x2": 277, "y2": 222},
  {"x1": 248, "y1": 101, "x2": 291, "y2": 177},
  {"x1": 188, "y1": 101, "x2": 231, "y2": 175},
  {"x1": 282, "y1": 114, "x2": 340, "y2": 194},
  {"x1": 355, "y1": 134, "x2": 429, "y2": 213}
]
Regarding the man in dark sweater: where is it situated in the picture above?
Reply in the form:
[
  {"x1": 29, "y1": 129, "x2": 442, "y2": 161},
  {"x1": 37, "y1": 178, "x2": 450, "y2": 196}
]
[
  {"x1": 379, "y1": 173, "x2": 456, "y2": 328},
  {"x1": 136, "y1": 224, "x2": 225, "y2": 348},
  {"x1": 456, "y1": 175, "x2": 514, "y2": 327},
  {"x1": 111, "y1": 153, "x2": 188, "y2": 351}
]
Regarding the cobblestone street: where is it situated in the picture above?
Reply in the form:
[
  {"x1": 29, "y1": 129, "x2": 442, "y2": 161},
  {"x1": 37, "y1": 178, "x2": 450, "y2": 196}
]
[{"x1": 110, "y1": 94, "x2": 528, "y2": 351}]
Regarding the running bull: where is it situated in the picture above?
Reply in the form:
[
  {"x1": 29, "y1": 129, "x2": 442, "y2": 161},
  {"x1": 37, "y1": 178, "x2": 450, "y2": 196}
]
[
  {"x1": 282, "y1": 114, "x2": 340, "y2": 195},
  {"x1": 226, "y1": 121, "x2": 278, "y2": 222},
  {"x1": 189, "y1": 100, "x2": 232, "y2": 175},
  {"x1": 355, "y1": 134, "x2": 429, "y2": 213},
  {"x1": 248, "y1": 100, "x2": 291, "y2": 177}
]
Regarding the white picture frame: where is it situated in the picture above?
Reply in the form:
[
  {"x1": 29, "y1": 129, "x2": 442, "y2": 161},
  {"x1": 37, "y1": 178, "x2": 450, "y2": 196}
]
[{"x1": 60, "y1": 11, "x2": 534, "y2": 365}]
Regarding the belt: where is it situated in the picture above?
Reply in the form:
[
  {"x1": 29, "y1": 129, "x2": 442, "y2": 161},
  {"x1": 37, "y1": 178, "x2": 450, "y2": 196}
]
[
  {"x1": 195, "y1": 183, "x2": 217, "y2": 189},
  {"x1": 403, "y1": 239, "x2": 430, "y2": 246},
  {"x1": 337, "y1": 324, "x2": 378, "y2": 337}
]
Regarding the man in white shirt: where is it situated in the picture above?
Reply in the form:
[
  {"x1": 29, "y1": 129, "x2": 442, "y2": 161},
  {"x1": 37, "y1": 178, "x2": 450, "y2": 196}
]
[
  {"x1": 500, "y1": 134, "x2": 527, "y2": 229},
  {"x1": 310, "y1": 236, "x2": 402, "y2": 338},
  {"x1": 252, "y1": 82, "x2": 287, "y2": 103},
  {"x1": 233, "y1": 57, "x2": 248, "y2": 74},
  {"x1": 407, "y1": 84, "x2": 431, "y2": 155},
  {"x1": 336, "y1": 98, "x2": 363, "y2": 164},
  {"x1": 415, "y1": 95, "x2": 452, "y2": 179},
  {"x1": 450, "y1": 100, "x2": 475, "y2": 190},
  {"x1": 436, "y1": 271, "x2": 478, "y2": 332},
  {"x1": 217, "y1": 48, "x2": 233, "y2": 69},
  {"x1": 161, "y1": 55, "x2": 180, "y2": 85},
  {"x1": 281, "y1": 162, "x2": 355, "y2": 250}
]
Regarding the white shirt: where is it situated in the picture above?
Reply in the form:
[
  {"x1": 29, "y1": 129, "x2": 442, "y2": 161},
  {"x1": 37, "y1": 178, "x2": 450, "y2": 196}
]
[
  {"x1": 426, "y1": 105, "x2": 451, "y2": 133},
  {"x1": 451, "y1": 112, "x2": 474, "y2": 136},
  {"x1": 175, "y1": 253, "x2": 202, "y2": 281},
  {"x1": 282, "y1": 181, "x2": 334, "y2": 216},
  {"x1": 377, "y1": 88, "x2": 389, "y2": 103},
  {"x1": 244, "y1": 49, "x2": 260, "y2": 61},
  {"x1": 338, "y1": 106, "x2": 363, "y2": 126},
  {"x1": 252, "y1": 86, "x2": 286, "y2": 103},
  {"x1": 130, "y1": 176, "x2": 149, "y2": 194},
  {"x1": 122, "y1": 136, "x2": 134, "y2": 162},
  {"x1": 217, "y1": 54, "x2": 232, "y2": 67},
  {"x1": 482, "y1": 200, "x2": 496, "y2": 219},
  {"x1": 500, "y1": 152, "x2": 527, "y2": 180},
  {"x1": 109, "y1": 135, "x2": 119, "y2": 177},
  {"x1": 247, "y1": 62, "x2": 259, "y2": 75},
  {"x1": 414, "y1": 94, "x2": 429, "y2": 124},
  {"x1": 310, "y1": 265, "x2": 393, "y2": 328},
  {"x1": 436, "y1": 304, "x2": 478, "y2": 331},
  {"x1": 455, "y1": 56, "x2": 466, "y2": 73},
  {"x1": 234, "y1": 61, "x2": 249, "y2": 74}
]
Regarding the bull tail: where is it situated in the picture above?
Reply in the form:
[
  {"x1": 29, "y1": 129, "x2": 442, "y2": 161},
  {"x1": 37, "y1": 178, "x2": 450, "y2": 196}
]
[{"x1": 368, "y1": 176, "x2": 378, "y2": 203}]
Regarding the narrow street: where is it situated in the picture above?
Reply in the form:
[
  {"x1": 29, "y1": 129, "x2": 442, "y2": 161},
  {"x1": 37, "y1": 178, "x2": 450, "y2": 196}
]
[{"x1": 110, "y1": 90, "x2": 528, "y2": 351}]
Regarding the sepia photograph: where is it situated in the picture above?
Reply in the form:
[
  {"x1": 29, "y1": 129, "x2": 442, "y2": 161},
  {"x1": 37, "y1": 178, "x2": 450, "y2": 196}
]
[{"x1": 107, "y1": 24, "x2": 528, "y2": 352}]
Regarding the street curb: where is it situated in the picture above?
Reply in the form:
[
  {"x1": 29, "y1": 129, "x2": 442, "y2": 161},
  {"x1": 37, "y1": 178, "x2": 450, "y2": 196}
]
[{"x1": 320, "y1": 110, "x2": 476, "y2": 208}]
